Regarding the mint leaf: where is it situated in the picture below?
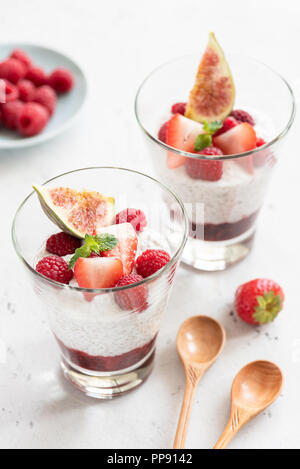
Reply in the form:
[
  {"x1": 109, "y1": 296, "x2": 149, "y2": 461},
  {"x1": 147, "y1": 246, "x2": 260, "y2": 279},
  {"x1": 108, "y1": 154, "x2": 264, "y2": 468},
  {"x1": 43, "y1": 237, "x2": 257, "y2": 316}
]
[
  {"x1": 68, "y1": 233, "x2": 118, "y2": 270},
  {"x1": 203, "y1": 120, "x2": 222, "y2": 135},
  {"x1": 94, "y1": 233, "x2": 118, "y2": 251},
  {"x1": 194, "y1": 134, "x2": 212, "y2": 152},
  {"x1": 68, "y1": 244, "x2": 91, "y2": 270}
]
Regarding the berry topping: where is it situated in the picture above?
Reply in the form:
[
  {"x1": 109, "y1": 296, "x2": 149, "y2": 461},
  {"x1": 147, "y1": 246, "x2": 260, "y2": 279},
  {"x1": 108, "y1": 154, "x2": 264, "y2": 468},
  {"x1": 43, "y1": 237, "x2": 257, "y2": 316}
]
[
  {"x1": 136, "y1": 249, "x2": 171, "y2": 278},
  {"x1": 230, "y1": 109, "x2": 255, "y2": 126},
  {"x1": 158, "y1": 122, "x2": 167, "y2": 143},
  {"x1": 115, "y1": 274, "x2": 148, "y2": 312},
  {"x1": 0, "y1": 58, "x2": 26, "y2": 84},
  {"x1": 166, "y1": 113, "x2": 204, "y2": 168},
  {"x1": 36, "y1": 256, "x2": 73, "y2": 285},
  {"x1": 235, "y1": 279, "x2": 284, "y2": 325},
  {"x1": 18, "y1": 79, "x2": 36, "y2": 102},
  {"x1": 48, "y1": 68, "x2": 74, "y2": 93},
  {"x1": 256, "y1": 137, "x2": 266, "y2": 147},
  {"x1": 100, "y1": 223, "x2": 138, "y2": 276},
  {"x1": 213, "y1": 116, "x2": 239, "y2": 138},
  {"x1": 26, "y1": 66, "x2": 47, "y2": 86},
  {"x1": 116, "y1": 208, "x2": 147, "y2": 233},
  {"x1": 171, "y1": 102, "x2": 187, "y2": 115},
  {"x1": 74, "y1": 257, "x2": 124, "y2": 289},
  {"x1": 185, "y1": 146, "x2": 223, "y2": 181},
  {"x1": 10, "y1": 49, "x2": 32, "y2": 69},
  {"x1": 46, "y1": 232, "x2": 81, "y2": 257},
  {"x1": 213, "y1": 122, "x2": 256, "y2": 174},
  {"x1": 18, "y1": 102, "x2": 49, "y2": 137},
  {"x1": 34, "y1": 85, "x2": 57, "y2": 116},
  {"x1": 2, "y1": 100, "x2": 24, "y2": 130},
  {"x1": 2, "y1": 79, "x2": 19, "y2": 102}
]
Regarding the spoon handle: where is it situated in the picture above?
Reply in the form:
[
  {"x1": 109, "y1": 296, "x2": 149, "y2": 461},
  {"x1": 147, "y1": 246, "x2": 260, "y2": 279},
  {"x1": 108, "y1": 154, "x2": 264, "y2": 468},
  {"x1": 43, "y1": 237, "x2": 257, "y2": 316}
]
[
  {"x1": 173, "y1": 367, "x2": 202, "y2": 449},
  {"x1": 213, "y1": 405, "x2": 247, "y2": 449},
  {"x1": 213, "y1": 421, "x2": 237, "y2": 449}
]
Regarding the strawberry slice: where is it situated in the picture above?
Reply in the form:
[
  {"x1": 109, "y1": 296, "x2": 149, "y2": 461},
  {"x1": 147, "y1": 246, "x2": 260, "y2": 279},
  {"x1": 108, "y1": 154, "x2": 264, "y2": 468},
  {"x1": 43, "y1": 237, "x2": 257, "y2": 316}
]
[
  {"x1": 213, "y1": 122, "x2": 257, "y2": 175},
  {"x1": 74, "y1": 257, "x2": 124, "y2": 290},
  {"x1": 99, "y1": 223, "x2": 138, "y2": 275},
  {"x1": 166, "y1": 114, "x2": 204, "y2": 169}
]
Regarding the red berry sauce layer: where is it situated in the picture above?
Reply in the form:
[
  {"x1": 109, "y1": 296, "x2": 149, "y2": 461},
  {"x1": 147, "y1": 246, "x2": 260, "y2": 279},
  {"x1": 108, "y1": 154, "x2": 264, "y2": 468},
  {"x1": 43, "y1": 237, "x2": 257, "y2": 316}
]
[{"x1": 57, "y1": 335, "x2": 157, "y2": 372}]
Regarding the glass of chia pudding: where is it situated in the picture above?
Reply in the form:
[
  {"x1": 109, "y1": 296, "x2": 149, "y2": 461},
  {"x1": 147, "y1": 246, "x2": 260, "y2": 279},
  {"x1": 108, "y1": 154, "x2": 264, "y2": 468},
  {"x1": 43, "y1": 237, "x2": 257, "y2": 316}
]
[
  {"x1": 135, "y1": 33, "x2": 295, "y2": 271},
  {"x1": 12, "y1": 167, "x2": 188, "y2": 399}
]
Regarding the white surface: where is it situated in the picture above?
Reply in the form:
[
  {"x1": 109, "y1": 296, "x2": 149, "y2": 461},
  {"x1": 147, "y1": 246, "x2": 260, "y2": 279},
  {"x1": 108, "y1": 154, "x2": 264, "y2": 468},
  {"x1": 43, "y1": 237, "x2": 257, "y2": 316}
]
[{"x1": 1, "y1": 0, "x2": 300, "y2": 450}]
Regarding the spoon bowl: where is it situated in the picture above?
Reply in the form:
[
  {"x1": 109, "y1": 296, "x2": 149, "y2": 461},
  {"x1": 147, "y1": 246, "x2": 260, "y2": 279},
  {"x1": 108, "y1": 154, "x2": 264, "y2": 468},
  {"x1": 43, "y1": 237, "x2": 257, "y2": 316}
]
[
  {"x1": 177, "y1": 315, "x2": 226, "y2": 366},
  {"x1": 174, "y1": 315, "x2": 226, "y2": 449},
  {"x1": 232, "y1": 360, "x2": 283, "y2": 410}
]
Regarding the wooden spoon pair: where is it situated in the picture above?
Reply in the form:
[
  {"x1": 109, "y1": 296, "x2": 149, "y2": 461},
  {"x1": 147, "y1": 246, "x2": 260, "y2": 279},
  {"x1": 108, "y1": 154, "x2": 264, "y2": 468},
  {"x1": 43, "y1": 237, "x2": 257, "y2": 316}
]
[{"x1": 173, "y1": 316, "x2": 283, "y2": 449}]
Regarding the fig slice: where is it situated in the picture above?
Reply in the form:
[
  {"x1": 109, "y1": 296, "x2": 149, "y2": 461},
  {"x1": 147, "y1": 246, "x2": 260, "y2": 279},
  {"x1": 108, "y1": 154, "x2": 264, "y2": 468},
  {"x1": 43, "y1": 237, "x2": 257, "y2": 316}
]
[
  {"x1": 33, "y1": 185, "x2": 115, "y2": 239},
  {"x1": 185, "y1": 32, "x2": 235, "y2": 123}
]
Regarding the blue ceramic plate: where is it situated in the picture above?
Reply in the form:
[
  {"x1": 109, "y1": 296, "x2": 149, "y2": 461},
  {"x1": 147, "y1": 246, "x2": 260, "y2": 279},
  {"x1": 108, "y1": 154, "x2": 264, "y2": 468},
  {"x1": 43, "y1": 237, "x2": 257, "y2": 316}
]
[{"x1": 0, "y1": 43, "x2": 87, "y2": 149}]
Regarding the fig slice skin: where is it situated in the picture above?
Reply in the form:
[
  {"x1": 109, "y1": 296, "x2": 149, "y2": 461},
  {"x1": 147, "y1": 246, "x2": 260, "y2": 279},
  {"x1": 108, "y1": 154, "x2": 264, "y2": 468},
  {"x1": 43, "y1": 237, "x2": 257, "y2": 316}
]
[
  {"x1": 185, "y1": 32, "x2": 235, "y2": 124},
  {"x1": 33, "y1": 184, "x2": 115, "y2": 239}
]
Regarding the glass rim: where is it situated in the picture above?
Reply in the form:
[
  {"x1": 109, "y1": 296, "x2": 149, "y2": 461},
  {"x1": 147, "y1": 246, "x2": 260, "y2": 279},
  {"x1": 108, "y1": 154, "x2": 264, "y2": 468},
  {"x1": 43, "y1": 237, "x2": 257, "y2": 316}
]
[
  {"x1": 12, "y1": 166, "x2": 189, "y2": 294},
  {"x1": 134, "y1": 52, "x2": 296, "y2": 161}
]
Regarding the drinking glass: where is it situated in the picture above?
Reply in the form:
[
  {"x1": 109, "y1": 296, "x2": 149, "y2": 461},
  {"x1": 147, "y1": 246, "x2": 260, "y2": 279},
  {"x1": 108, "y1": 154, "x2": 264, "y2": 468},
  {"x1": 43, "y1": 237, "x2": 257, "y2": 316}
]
[
  {"x1": 12, "y1": 167, "x2": 188, "y2": 399},
  {"x1": 135, "y1": 54, "x2": 295, "y2": 270}
]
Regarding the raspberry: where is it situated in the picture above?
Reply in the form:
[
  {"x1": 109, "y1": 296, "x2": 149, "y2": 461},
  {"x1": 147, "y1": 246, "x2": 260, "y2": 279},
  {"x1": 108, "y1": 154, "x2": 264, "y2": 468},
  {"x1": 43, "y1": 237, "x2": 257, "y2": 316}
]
[
  {"x1": 230, "y1": 109, "x2": 255, "y2": 126},
  {"x1": 158, "y1": 122, "x2": 167, "y2": 143},
  {"x1": 88, "y1": 251, "x2": 100, "y2": 258},
  {"x1": 2, "y1": 100, "x2": 24, "y2": 130},
  {"x1": 213, "y1": 116, "x2": 239, "y2": 137},
  {"x1": 34, "y1": 85, "x2": 57, "y2": 115},
  {"x1": 2, "y1": 79, "x2": 19, "y2": 102},
  {"x1": 115, "y1": 274, "x2": 148, "y2": 312},
  {"x1": 10, "y1": 49, "x2": 32, "y2": 69},
  {"x1": 256, "y1": 137, "x2": 266, "y2": 147},
  {"x1": 116, "y1": 208, "x2": 147, "y2": 233},
  {"x1": 18, "y1": 79, "x2": 36, "y2": 102},
  {"x1": 18, "y1": 102, "x2": 49, "y2": 137},
  {"x1": 136, "y1": 249, "x2": 171, "y2": 278},
  {"x1": 171, "y1": 102, "x2": 187, "y2": 115},
  {"x1": 46, "y1": 232, "x2": 81, "y2": 257},
  {"x1": 36, "y1": 256, "x2": 73, "y2": 284},
  {"x1": 185, "y1": 147, "x2": 223, "y2": 181},
  {"x1": 48, "y1": 68, "x2": 74, "y2": 93},
  {"x1": 26, "y1": 66, "x2": 47, "y2": 86},
  {"x1": 0, "y1": 109, "x2": 2, "y2": 126},
  {"x1": 0, "y1": 58, "x2": 26, "y2": 84}
]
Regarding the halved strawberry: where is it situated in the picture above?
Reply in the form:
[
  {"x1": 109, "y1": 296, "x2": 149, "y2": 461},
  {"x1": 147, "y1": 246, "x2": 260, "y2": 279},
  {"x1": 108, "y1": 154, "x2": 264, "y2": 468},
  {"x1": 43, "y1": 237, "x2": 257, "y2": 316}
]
[
  {"x1": 99, "y1": 223, "x2": 138, "y2": 275},
  {"x1": 213, "y1": 122, "x2": 256, "y2": 175},
  {"x1": 74, "y1": 257, "x2": 124, "y2": 289},
  {"x1": 166, "y1": 114, "x2": 204, "y2": 169}
]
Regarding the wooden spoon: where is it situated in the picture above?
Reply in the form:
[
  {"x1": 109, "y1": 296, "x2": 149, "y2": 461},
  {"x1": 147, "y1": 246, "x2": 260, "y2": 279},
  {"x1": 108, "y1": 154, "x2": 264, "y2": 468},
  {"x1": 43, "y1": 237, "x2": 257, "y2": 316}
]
[
  {"x1": 214, "y1": 360, "x2": 283, "y2": 449},
  {"x1": 173, "y1": 315, "x2": 226, "y2": 449}
]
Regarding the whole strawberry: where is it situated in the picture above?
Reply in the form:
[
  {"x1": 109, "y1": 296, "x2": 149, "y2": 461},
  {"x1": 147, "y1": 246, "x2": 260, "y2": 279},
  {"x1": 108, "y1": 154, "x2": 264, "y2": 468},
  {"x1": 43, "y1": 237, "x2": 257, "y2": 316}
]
[{"x1": 235, "y1": 279, "x2": 284, "y2": 325}]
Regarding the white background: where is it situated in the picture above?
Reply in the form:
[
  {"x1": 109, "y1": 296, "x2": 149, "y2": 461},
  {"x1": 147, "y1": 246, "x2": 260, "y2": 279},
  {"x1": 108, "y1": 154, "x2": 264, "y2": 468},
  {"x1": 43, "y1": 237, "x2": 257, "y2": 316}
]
[{"x1": 1, "y1": 0, "x2": 300, "y2": 449}]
